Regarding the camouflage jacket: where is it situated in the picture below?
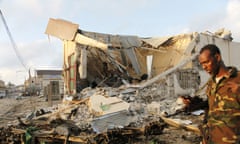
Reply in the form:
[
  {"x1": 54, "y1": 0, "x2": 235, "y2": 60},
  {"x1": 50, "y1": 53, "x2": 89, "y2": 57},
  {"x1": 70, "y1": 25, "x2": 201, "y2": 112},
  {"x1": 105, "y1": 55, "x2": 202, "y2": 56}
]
[{"x1": 204, "y1": 67, "x2": 240, "y2": 144}]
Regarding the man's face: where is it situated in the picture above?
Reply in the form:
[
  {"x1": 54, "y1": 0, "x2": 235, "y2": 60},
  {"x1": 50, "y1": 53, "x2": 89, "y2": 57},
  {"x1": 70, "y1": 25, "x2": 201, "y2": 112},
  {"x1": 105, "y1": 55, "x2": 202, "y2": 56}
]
[{"x1": 198, "y1": 49, "x2": 220, "y2": 76}]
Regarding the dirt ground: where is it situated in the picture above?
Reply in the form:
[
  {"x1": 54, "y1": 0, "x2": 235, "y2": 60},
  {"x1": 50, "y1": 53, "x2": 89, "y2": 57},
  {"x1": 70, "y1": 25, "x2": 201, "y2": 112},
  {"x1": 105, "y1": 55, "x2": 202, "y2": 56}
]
[{"x1": 0, "y1": 96, "x2": 202, "y2": 144}]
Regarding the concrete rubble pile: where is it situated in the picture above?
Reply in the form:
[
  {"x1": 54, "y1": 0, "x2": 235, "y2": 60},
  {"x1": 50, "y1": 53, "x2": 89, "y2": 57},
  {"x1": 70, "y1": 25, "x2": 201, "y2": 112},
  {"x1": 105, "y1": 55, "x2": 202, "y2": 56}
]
[{"x1": 0, "y1": 80, "x2": 206, "y2": 144}]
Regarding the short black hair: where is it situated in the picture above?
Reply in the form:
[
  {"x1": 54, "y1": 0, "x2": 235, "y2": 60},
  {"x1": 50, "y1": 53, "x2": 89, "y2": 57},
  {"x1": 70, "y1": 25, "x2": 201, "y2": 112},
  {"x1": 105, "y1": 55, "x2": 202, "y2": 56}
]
[{"x1": 200, "y1": 44, "x2": 221, "y2": 56}]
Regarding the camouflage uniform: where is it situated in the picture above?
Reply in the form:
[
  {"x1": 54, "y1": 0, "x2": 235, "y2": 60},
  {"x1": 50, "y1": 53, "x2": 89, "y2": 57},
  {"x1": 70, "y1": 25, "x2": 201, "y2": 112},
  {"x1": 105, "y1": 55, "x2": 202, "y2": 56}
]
[{"x1": 202, "y1": 67, "x2": 240, "y2": 144}]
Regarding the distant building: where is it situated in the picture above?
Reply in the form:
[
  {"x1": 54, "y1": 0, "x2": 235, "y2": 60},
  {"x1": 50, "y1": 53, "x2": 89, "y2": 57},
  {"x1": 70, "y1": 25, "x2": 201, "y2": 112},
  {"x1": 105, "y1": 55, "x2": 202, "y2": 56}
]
[{"x1": 35, "y1": 68, "x2": 64, "y2": 99}]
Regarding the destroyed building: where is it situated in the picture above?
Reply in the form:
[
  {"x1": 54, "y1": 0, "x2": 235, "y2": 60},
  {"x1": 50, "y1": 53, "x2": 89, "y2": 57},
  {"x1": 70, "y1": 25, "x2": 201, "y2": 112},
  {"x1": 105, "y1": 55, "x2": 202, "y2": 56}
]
[
  {"x1": 45, "y1": 18, "x2": 239, "y2": 98},
  {"x1": 1, "y1": 19, "x2": 240, "y2": 144}
]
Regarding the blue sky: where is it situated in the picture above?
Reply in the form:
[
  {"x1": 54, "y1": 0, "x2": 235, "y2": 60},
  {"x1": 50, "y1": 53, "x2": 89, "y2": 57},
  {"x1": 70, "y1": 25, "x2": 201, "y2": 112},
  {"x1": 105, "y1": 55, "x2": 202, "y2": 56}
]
[{"x1": 0, "y1": 0, "x2": 239, "y2": 85}]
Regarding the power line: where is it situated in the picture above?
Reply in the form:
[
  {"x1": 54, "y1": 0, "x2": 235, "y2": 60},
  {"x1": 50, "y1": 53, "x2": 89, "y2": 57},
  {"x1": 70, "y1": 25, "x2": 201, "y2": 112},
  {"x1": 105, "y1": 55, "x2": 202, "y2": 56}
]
[{"x1": 0, "y1": 9, "x2": 27, "y2": 70}]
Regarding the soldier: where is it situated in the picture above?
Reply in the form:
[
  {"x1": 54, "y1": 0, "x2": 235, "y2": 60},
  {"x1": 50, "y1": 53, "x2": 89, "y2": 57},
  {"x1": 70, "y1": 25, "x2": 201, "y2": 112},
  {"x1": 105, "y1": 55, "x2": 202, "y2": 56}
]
[{"x1": 198, "y1": 44, "x2": 240, "y2": 144}]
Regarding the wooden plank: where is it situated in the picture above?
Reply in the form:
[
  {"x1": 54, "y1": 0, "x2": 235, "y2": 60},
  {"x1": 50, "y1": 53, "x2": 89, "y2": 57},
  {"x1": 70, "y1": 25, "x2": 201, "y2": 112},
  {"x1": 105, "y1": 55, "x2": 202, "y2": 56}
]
[
  {"x1": 33, "y1": 98, "x2": 89, "y2": 120},
  {"x1": 37, "y1": 135, "x2": 87, "y2": 143},
  {"x1": 150, "y1": 113, "x2": 201, "y2": 135},
  {"x1": 161, "y1": 116, "x2": 201, "y2": 135}
]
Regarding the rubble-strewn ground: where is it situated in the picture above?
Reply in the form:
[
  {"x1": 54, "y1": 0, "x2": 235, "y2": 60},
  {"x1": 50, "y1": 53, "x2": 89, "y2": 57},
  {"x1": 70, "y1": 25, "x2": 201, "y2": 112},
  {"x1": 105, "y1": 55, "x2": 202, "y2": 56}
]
[
  {"x1": 0, "y1": 95, "x2": 203, "y2": 144},
  {"x1": 0, "y1": 96, "x2": 61, "y2": 128}
]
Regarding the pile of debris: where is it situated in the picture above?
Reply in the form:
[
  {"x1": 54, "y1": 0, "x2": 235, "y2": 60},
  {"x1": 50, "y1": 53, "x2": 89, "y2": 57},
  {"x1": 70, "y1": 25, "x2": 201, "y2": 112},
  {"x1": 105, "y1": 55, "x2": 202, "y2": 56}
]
[{"x1": 0, "y1": 81, "x2": 207, "y2": 144}]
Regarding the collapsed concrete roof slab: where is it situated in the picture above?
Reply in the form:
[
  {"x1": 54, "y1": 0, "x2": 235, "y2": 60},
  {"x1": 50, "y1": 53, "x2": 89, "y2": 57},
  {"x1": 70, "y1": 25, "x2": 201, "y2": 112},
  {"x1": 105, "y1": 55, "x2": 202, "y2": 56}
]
[
  {"x1": 45, "y1": 18, "x2": 79, "y2": 40},
  {"x1": 80, "y1": 30, "x2": 142, "y2": 49}
]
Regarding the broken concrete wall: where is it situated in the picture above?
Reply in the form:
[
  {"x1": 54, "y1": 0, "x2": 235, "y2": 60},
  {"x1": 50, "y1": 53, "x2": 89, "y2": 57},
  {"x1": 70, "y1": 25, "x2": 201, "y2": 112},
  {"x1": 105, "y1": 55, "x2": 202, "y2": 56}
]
[
  {"x1": 142, "y1": 34, "x2": 195, "y2": 76},
  {"x1": 68, "y1": 33, "x2": 199, "y2": 96}
]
